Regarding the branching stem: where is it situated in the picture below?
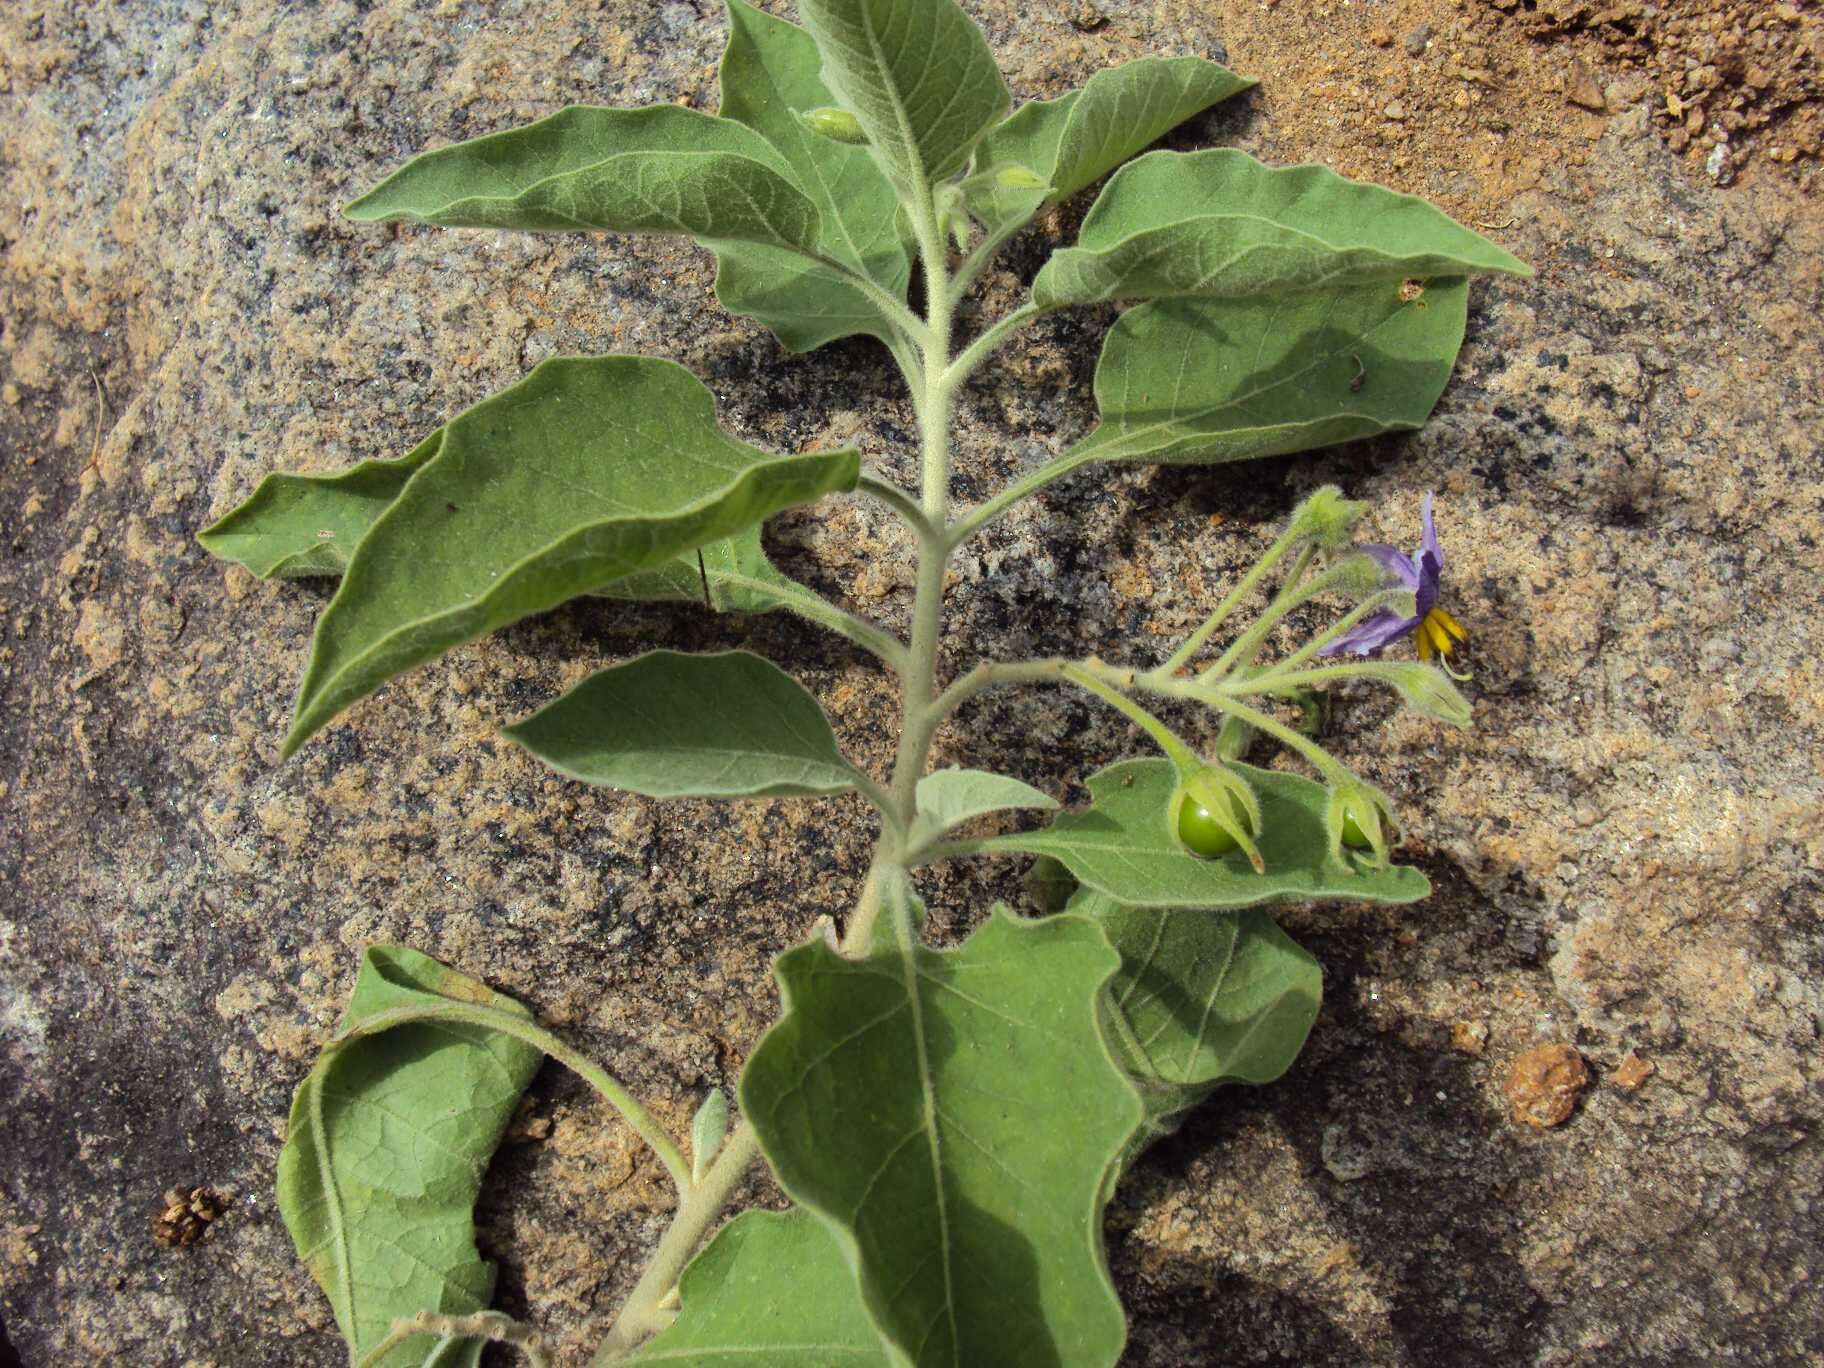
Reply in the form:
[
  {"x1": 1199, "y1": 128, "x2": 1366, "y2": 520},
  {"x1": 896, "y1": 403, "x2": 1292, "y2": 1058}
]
[
  {"x1": 1155, "y1": 533, "x2": 1307, "y2": 679},
  {"x1": 857, "y1": 471, "x2": 938, "y2": 541},
  {"x1": 591, "y1": 1120, "x2": 765, "y2": 1363},
  {"x1": 717, "y1": 570, "x2": 908, "y2": 672}
]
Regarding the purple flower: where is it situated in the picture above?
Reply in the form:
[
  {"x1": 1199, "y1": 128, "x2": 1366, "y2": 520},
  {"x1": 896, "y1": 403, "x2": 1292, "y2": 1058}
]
[{"x1": 1320, "y1": 493, "x2": 1468, "y2": 677}]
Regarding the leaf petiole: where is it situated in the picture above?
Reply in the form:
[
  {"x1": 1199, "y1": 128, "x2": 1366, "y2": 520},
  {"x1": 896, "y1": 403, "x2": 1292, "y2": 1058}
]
[
  {"x1": 591, "y1": 1120, "x2": 765, "y2": 1364},
  {"x1": 1154, "y1": 535, "x2": 1310, "y2": 679},
  {"x1": 1061, "y1": 663, "x2": 1202, "y2": 774},
  {"x1": 857, "y1": 470, "x2": 940, "y2": 542},
  {"x1": 948, "y1": 211, "x2": 1037, "y2": 303},
  {"x1": 945, "y1": 443, "x2": 1098, "y2": 551},
  {"x1": 940, "y1": 301, "x2": 1044, "y2": 393},
  {"x1": 337, "y1": 1001, "x2": 692, "y2": 1196},
  {"x1": 808, "y1": 247, "x2": 934, "y2": 353},
  {"x1": 718, "y1": 566, "x2": 910, "y2": 671}
]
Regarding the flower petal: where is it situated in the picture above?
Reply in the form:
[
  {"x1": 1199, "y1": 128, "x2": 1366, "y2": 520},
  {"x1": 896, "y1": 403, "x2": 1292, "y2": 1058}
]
[
  {"x1": 1421, "y1": 491, "x2": 1443, "y2": 571},
  {"x1": 1319, "y1": 609, "x2": 1422, "y2": 657},
  {"x1": 1359, "y1": 542, "x2": 1420, "y2": 589}
]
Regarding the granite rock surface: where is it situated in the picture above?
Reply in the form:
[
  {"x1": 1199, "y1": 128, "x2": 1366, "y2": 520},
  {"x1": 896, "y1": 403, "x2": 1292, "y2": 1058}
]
[{"x1": 2, "y1": 1, "x2": 1820, "y2": 1364}]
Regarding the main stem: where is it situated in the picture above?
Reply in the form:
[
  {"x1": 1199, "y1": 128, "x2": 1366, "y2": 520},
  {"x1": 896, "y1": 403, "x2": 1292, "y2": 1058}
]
[
  {"x1": 886, "y1": 190, "x2": 959, "y2": 835},
  {"x1": 593, "y1": 189, "x2": 962, "y2": 1362}
]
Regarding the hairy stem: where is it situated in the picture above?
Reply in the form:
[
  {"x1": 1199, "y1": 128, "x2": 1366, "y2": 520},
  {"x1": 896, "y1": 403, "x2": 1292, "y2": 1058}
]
[
  {"x1": 1155, "y1": 533, "x2": 1308, "y2": 678},
  {"x1": 886, "y1": 186, "x2": 959, "y2": 826},
  {"x1": 1060, "y1": 663, "x2": 1201, "y2": 774},
  {"x1": 591, "y1": 177, "x2": 999, "y2": 1364},
  {"x1": 940, "y1": 301, "x2": 1042, "y2": 393},
  {"x1": 591, "y1": 1120, "x2": 766, "y2": 1362},
  {"x1": 716, "y1": 570, "x2": 908, "y2": 672}
]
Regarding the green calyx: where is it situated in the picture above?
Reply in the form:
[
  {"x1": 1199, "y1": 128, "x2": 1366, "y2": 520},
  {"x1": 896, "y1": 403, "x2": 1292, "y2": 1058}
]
[
  {"x1": 1326, "y1": 777, "x2": 1398, "y2": 870},
  {"x1": 1170, "y1": 764, "x2": 1265, "y2": 873},
  {"x1": 1287, "y1": 484, "x2": 1368, "y2": 548}
]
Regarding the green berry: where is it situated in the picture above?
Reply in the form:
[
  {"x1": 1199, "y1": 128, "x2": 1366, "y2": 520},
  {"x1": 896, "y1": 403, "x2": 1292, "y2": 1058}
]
[
  {"x1": 1175, "y1": 791, "x2": 1247, "y2": 859},
  {"x1": 1341, "y1": 812, "x2": 1372, "y2": 848}
]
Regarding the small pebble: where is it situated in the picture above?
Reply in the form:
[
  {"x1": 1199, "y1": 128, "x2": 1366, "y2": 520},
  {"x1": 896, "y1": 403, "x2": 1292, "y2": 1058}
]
[
  {"x1": 1321, "y1": 1124, "x2": 1373, "y2": 1181},
  {"x1": 1706, "y1": 143, "x2": 1733, "y2": 185},
  {"x1": 1611, "y1": 1053, "x2": 1655, "y2": 1092},
  {"x1": 1405, "y1": 25, "x2": 1433, "y2": 56},
  {"x1": 1383, "y1": 100, "x2": 1408, "y2": 121},
  {"x1": 1369, "y1": 28, "x2": 1393, "y2": 47},
  {"x1": 1504, "y1": 1043, "x2": 1589, "y2": 1128},
  {"x1": 1565, "y1": 61, "x2": 1606, "y2": 112}
]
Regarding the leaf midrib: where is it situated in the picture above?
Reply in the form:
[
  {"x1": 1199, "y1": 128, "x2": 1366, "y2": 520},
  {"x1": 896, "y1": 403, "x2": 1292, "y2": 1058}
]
[{"x1": 893, "y1": 933, "x2": 959, "y2": 1367}]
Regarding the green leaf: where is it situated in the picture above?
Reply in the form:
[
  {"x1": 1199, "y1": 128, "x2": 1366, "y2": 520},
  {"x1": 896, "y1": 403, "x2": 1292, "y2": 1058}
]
[
  {"x1": 198, "y1": 433, "x2": 441, "y2": 579},
  {"x1": 199, "y1": 446, "x2": 876, "y2": 655},
  {"x1": 283, "y1": 356, "x2": 859, "y2": 755},
  {"x1": 982, "y1": 758, "x2": 1429, "y2": 908},
  {"x1": 968, "y1": 57, "x2": 1253, "y2": 230},
  {"x1": 798, "y1": 0, "x2": 1011, "y2": 195},
  {"x1": 1033, "y1": 149, "x2": 1530, "y2": 310},
  {"x1": 706, "y1": 243, "x2": 905, "y2": 355},
  {"x1": 277, "y1": 946, "x2": 543, "y2": 1368},
  {"x1": 909, "y1": 767, "x2": 1057, "y2": 847},
  {"x1": 630, "y1": 1209, "x2": 892, "y2": 1366},
  {"x1": 743, "y1": 904, "x2": 1139, "y2": 1368},
  {"x1": 594, "y1": 524, "x2": 800, "y2": 615},
  {"x1": 200, "y1": 449, "x2": 799, "y2": 620},
  {"x1": 1055, "y1": 273, "x2": 1475, "y2": 470},
  {"x1": 1072, "y1": 891, "x2": 1321, "y2": 1162},
  {"x1": 712, "y1": 0, "x2": 910, "y2": 351},
  {"x1": 502, "y1": 649, "x2": 859, "y2": 799},
  {"x1": 343, "y1": 104, "x2": 827, "y2": 253}
]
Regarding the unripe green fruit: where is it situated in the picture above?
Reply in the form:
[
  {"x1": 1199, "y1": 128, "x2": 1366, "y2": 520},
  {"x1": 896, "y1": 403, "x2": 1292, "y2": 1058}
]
[
  {"x1": 1174, "y1": 790, "x2": 1251, "y2": 860},
  {"x1": 1341, "y1": 812, "x2": 1371, "y2": 848}
]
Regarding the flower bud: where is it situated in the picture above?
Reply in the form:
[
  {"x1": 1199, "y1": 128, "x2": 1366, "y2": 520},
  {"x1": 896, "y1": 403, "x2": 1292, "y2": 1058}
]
[
  {"x1": 690, "y1": 1088, "x2": 730, "y2": 1185},
  {"x1": 1325, "y1": 777, "x2": 1397, "y2": 871},
  {"x1": 1169, "y1": 764, "x2": 1265, "y2": 873},
  {"x1": 1289, "y1": 485, "x2": 1367, "y2": 548},
  {"x1": 935, "y1": 183, "x2": 971, "y2": 251},
  {"x1": 994, "y1": 162, "x2": 1048, "y2": 190},
  {"x1": 1382, "y1": 662, "x2": 1473, "y2": 726},
  {"x1": 796, "y1": 106, "x2": 867, "y2": 144}
]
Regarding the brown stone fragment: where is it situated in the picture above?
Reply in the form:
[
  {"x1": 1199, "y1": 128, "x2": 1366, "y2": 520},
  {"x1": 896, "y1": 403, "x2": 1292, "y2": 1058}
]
[
  {"x1": 1504, "y1": 1044, "x2": 1589, "y2": 1127},
  {"x1": 1451, "y1": 1019, "x2": 1490, "y2": 1056},
  {"x1": 151, "y1": 1186, "x2": 227, "y2": 1248},
  {"x1": 1611, "y1": 1052, "x2": 1656, "y2": 1092},
  {"x1": 1565, "y1": 61, "x2": 1606, "y2": 111}
]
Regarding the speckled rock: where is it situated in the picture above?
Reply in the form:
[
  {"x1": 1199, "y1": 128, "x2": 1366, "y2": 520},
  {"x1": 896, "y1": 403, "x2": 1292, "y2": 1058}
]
[{"x1": 3, "y1": 2, "x2": 1820, "y2": 1366}]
